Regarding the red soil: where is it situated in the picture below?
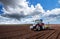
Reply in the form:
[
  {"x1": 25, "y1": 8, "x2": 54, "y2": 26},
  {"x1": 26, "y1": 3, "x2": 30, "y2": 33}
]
[{"x1": 0, "y1": 24, "x2": 60, "y2": 39}]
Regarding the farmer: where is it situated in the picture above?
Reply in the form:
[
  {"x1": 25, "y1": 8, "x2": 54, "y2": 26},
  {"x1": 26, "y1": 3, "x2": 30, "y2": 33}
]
[{"x1": 35, "y1": 19, "x2": 44, "y2": 30}]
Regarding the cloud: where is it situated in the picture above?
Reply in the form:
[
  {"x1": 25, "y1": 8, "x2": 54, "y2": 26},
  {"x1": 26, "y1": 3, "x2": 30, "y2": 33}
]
[
  {"x1": 0, "y1": 0, "x2": 44, "y2": 18},
  {"x1": 0, "y1": 0, "x2": 60, "y2": 24},
  {"x1": 0, "y1": 0, "x2": 45, "y2": 24},
  {"x1": 44, "y1": 8, "x2": 60, "y2": 17},
  {"x1": 43, "y1": 8, "x2": 60, "y2": 24},
  {"x1": 0, "y1": 0, "x2": 28, "y2": 9}
]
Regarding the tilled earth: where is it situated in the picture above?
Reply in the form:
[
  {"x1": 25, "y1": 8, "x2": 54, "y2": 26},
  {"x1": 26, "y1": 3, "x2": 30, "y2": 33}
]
[{"x1": 0, "y1": 24, "x2": 60, "y2": 39}]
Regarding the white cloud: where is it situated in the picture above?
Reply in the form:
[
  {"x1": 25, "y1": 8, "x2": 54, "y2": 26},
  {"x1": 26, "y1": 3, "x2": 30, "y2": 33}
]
[
  {"x1": 0, "y1": 0, "x2": 45, "y2": 24},
  {"x1": 44, "y1": 8, "x2": 60, "y2": 16},
  {"x1": 43, "y1": 8, "x2": 60, "y2": 24},
  {"x1": 0, "y1": 0, "x2": 60, "y2": 24},
  {"x1": 0, "y1": 0, "x2": 44, "y2": 16},
  {"x1": 35, "y1": 3, "x2": 45, "y2": 13}
]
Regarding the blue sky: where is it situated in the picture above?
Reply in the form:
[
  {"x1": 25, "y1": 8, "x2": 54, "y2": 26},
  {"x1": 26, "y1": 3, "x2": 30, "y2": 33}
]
[
  {"x1": 0, "y1": 0, "x2": 60, "y2": 12},
  {"x1": 0, "y1": 0, "x2": 60, "y2": 24},
  {"x1": 27, "y1": 0, "x2": 60, "y2": 10},
  {"x1": 0, "y1": 3, "x2": 3, "y2": 14},
  {"x1": 0, "y1": 0, "x2": 60, "y2": 13},
  {"x1": 27, "y1": 0, "x2": 60, "y2": 24}
]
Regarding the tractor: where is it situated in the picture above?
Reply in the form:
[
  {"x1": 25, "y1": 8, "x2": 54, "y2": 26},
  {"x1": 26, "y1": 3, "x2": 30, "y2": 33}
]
[{"x1": 30, "y1": 19, "x2": 50, "y2": 31}]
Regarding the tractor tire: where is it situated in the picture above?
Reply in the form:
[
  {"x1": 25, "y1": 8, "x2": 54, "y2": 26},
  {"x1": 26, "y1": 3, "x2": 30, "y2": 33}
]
[{"x1": 36, "y1": 26, "x2": 40, "y2": 31}]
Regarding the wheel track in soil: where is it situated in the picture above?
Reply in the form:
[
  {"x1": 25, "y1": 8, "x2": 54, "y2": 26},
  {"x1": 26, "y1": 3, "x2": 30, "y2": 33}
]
[
  {"x1": 46, "y1": 30, "x2": 60, "y2": 39},
  {"x1": 28, "y1": 30, "x2": 55, "y2": 39},
  {"x1": 38, "y1": 30, "x2": 56, "y2": 39},
  {"x1": 0, "y1": 26, "x2": 28, "y2": 35},
  {"x1": 0, "y1": 28, "x2": 32, "y2": 39},
  {"x1": 0, "y1": 25, "x2": 60, "y2": 39},
  {"x1": 0, "y1": 29, "x2": 30, "y2": 37},
  {"x1": 20, "y1": 30, "x2": 49, "y2": 39},
  {"x1": 18, "y1": 30, "x2": 54, "y2": 39},
  {"x1": 56, "y1": 31, "x2": 60, "y2": 39},
  {"x1": 5, "y1": 30, "x2": 33, "y2": 39},
  {"x1": 1, "y1": 29, "x2": 54, "y2": 39},
  {"x1": 0, "y1": 26, "x2": 28, "y2": 33}
]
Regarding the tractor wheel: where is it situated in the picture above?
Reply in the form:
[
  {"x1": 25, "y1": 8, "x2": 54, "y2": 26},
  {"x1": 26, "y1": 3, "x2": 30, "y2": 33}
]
[{"x1": 36, "y1": 26, "x2": 40, "y2": 31}]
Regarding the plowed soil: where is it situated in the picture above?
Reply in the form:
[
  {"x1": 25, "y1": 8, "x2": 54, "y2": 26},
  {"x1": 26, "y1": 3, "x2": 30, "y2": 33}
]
[{"x1": 0, "y1": 24, "x2": 60, "y2": 39}]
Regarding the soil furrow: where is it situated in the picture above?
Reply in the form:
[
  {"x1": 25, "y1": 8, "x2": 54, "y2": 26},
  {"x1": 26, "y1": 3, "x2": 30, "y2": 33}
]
[
  {"x1": 28, "y1": 30, "x2": 54, "y2": 39},
  {"x1": 46, "y1": 30, "x2": 59, "y2": 39},
  {"x1": 20, "y1": 31, "x2": 43, "y2": 39},
  {"x1": 0, "y1": 24, "x2": 60, "y2": 39},
  {"x1": 36, "y1": 30, "x2": 55, "y2": 39},
  {"x1": 0, "y1": 30, "x2": 32, "y2": 39},
  {"x1": 56, "y1": 31, "x2": 60, "y2": 39}
]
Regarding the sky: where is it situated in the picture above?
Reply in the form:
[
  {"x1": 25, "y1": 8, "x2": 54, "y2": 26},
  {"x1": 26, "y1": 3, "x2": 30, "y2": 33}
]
[
  {"x1": 0, "y1": 0, "x2": 60, "y2": 24},
  {"x1": 28, "y1": 0, "x2": 60, "y2": 10}
]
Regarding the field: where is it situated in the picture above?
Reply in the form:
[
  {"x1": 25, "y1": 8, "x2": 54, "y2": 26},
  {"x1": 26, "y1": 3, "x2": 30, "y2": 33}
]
[{"x1": 0, "y1": 24, "x2": 60, "y2": 39}]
